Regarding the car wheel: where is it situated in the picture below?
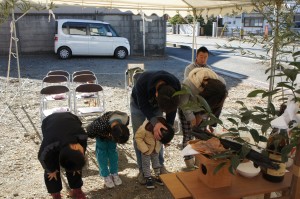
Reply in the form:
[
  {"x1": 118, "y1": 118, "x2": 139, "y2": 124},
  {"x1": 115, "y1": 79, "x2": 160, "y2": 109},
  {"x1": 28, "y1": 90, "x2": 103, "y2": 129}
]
[
  {"x1": 58, "y1": 47, "x2": 71, "y2": 59},
  {"x1": 114, "y1": 47, "x2": 127, "y2": 59}
]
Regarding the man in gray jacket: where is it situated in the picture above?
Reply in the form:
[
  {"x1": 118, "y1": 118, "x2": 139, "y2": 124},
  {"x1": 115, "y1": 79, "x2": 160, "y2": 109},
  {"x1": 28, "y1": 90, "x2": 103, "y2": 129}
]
[{"x1": 184, "y1": 46, "x2": 212, "y2": 79}]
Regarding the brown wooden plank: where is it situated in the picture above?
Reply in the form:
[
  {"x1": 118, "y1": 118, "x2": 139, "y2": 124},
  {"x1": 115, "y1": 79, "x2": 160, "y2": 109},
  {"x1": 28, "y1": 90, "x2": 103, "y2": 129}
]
[
  {"x1": 160, "y1": 173, "x2": 192, "y2": 199},
  {"x1": 176, "y1": 169, "x2": 292, "y2": 199}
]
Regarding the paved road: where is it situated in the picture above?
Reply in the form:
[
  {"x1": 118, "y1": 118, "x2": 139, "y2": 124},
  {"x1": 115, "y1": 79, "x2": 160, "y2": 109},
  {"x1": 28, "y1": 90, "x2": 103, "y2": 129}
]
[{"x1": 166, "y1": 34, "x2": 279, "y2": 88}]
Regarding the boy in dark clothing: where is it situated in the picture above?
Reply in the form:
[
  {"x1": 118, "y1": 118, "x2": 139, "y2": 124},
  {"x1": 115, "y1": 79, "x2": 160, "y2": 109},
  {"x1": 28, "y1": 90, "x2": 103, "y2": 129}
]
[
  {"x1": 130, "y1": 70, "x2": 180, "y2": 184},
  {"x1": 38, "y1": 112, "x2": 87, "y2": 199},
  {"x1": 86, "y1": 111, "x2": 130, "y2": 188}
]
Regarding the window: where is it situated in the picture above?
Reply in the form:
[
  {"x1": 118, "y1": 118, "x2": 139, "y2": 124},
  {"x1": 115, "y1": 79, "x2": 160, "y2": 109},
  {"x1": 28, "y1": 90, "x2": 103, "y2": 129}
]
[
  {"x1": 89, "y1": 23, "x2": 109, "y2": 36},
  {"x1": 294, "y1": 14, "x2": 300, "y2": 22},
  {"x1": 106, "y1": 24, "x2": 119, "y2": 37},
  {"x1": 62, "y1": 22, "x2": 87, "y2": 35},
  {"x1": 62, "y1": 22, "x2": 68, "y2": 34},
  {"x1": 244, "y1": 18, "x2": 263, "y2": 27}
]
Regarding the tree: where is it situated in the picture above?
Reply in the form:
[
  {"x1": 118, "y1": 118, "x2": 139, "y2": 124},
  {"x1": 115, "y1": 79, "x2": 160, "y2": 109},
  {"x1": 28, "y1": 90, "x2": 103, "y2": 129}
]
[{"x1": 168, "y1": 14, "x2": 186, "y2": 25}]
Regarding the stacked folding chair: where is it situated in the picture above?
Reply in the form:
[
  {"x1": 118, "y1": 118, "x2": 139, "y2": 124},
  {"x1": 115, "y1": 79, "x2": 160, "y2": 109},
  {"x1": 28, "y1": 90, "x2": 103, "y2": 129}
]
[
  {"x1": 40, "y1": 69, "x2": 105, "y2": 123},
  {"x1": 72, "y1": 70, "x2": 105, "y2": 123},
  {"x1": 40, "y1": 70, "x2": 71, "y2": 121}
]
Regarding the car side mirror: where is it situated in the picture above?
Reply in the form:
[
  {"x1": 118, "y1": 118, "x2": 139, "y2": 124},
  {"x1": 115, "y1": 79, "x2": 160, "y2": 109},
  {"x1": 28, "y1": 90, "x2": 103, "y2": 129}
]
[{"x1": 106, "y1": 32, "x2": 113, "y2": 37}]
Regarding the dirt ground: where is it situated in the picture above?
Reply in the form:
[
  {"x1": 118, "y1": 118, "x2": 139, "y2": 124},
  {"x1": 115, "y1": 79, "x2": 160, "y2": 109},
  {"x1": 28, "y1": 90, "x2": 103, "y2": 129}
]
[{"x1": 0, "y1": 55, "x2": 270, "y2": 199}]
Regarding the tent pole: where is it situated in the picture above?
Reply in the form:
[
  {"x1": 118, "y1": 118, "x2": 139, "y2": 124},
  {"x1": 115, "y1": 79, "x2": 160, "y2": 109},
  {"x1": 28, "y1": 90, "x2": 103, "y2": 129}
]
[
  {"x1": 142, "y1": 12, "x2": 146, "y2": 57},
  {"x1": 191, "y1": 8, "x2": 196, "y2": 62}
]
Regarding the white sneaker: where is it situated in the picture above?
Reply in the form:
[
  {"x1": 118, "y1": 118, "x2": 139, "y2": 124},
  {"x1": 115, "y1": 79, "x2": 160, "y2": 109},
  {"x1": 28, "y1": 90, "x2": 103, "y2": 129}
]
[
  {"x1": 112, "y1": 173, "x2": 122, "y2": 186},
  {"x1": 104, "y1": 176, "x2": 115, "y2": 188}
]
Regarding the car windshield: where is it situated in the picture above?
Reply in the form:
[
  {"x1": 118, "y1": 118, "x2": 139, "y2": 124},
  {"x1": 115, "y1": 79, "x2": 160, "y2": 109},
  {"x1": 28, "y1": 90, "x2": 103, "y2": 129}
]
[{"x1": 106, "y1": 24, "x2": 119, "y2": 37}]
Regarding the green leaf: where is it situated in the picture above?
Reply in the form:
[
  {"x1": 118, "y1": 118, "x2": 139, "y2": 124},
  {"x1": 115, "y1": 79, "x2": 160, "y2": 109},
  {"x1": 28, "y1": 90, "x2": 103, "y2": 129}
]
[
  {"x1": 268, "y1": 103, "x2": 276, "y2": 116},
  {"x1": 276, "y1": 82, "x2": 295, "y2": 90},
  {"x1": 294, "y1": 89, "x2": 300, "y2": 94},
  {"x1": 240, "y1": 115, "x2": 250, "y2": 124},
  {"x1": 238, "y1": 127, "x2": 249, "y2": 131},
  {"x1": 173, "y1": 89, "x2": 190, "y2": 96},
  {"x1": 234, "y1": 137, "x2": 247, "y2": 143},
  {"x1": 259, "y1": 135, "x2": 268, "y2": 142},
  {"x1": 283, "y1": 69, "x2": 298, "y2": 82},
  {"x1": 240, "y1": 145, "x2": 251, "y2": 158},
  {"x1": 292, "y1": 51, "x2": 300, "y2": 57},
  {"x1": 261, "y1": 124, "x2": 271, "y2": 134},
  {"x1": 211, "y1": 153, "x2": 232, "y2": 159},
  {"x1": 196, "y1": 95, "x2": 212, "y2": 113},
  {"x1": 247, "y1": 89, "x2": 266, "y2": 97},
  {"x1": 262, "y1": 89, "x2": 280, "y2": 98},
  {"x1": 213, "y1": 162, "x2": 227, "y2": 174},
  {"x1": 250, "y1": 129, "x2": 260, "y2": 143},
  {"x1": 198, "y1": 120, "x2": 211, "y2": 127},
  {"x1": 230, "y1": 155, "x2": 240, "y2": 170},
  {"x1": 289, "y1": 61, "x2": 300, "y2": 70},
  {"x1": 227, "y1": 118, "x2": 238, "y2": 126},
  {"x1": 210, "y1": 114, "x2": 223, "y2": 125},
  {"x1": 236, "y1": 101, "x2": 245, "y2": 106},
  {"x1": 229, "y1": 165, "x2": 235, "y2": 175},
  {"x1": 253, "y1": 106, "x2": 264, "y2": 112},
  {"x1": 228, "y1": 128, "x2": 238, "y2": 132},
  {"x1": 281, "y1": 144, "x2": 294, "y2": 158},
  {"x1": 219, "y1": 132, "x2": 239, "y2": 138}
]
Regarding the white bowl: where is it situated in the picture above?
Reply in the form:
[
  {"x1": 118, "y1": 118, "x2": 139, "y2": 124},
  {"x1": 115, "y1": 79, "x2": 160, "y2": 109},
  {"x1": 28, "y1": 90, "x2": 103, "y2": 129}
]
[{"x1": 237, "y1": 161, "x2": 261, "y2": 178}]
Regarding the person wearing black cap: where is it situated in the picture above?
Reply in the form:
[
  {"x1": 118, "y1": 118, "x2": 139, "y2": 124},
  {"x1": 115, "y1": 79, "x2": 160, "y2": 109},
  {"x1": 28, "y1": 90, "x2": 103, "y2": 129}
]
[{"x1": 86, "y1": 111, "x2": 130, "y2": 189}]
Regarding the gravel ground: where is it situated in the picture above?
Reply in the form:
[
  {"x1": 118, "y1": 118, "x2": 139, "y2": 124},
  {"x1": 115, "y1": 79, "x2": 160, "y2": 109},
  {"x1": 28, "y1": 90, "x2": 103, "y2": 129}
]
[{"x1": 0, "y1": 54, "x2": 270, "y2": 199}]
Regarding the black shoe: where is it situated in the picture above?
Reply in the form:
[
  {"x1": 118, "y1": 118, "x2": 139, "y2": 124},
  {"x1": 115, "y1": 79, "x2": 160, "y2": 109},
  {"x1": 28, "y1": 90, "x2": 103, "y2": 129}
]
[
  {"x1": 146, "y1": 177, "x2": 155, "y2": 189},
  {"x1": 154, "y1": 176, "x2": 164, "y2": 186}
]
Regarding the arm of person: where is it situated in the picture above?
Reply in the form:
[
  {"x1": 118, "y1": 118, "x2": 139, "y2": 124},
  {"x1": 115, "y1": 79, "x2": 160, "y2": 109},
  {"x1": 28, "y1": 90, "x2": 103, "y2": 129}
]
[
  {"x1": 178, "y1": 91, "x2": 197, "y2": 126},
  {"x1": 152, "y1": 122, "x2": 167, "y2": 140},
  {"x1": 184, "y1": 65, "x2": 192, "y2": 79},
  {"x1": 38, "y1": 142, "x2": 60, "y2": 173},
  {"x1": 135, "y1": 83, "x2": 157, "y2": 123},
  {"x1": 134, "y1": 128, "x2": 149, "y2": 154}
]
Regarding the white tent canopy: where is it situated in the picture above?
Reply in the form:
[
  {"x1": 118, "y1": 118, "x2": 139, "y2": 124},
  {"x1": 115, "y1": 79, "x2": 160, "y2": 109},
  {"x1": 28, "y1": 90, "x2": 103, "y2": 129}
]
[{"x1": 36, "y1": 0, "x2": 256, "y2": 17}]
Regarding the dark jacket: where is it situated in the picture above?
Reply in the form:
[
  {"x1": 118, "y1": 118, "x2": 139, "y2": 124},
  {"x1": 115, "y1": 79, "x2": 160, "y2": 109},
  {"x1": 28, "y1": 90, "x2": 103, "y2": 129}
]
[
  {"x1": 86, "y1": 111, "x2": 129, "y2": 140},
  {"x1": 131, "y1": 70, "x2": 181, "y2": 126},
  {"x1": 38, "y1": 112, "x2": 87, "y2": 173}
]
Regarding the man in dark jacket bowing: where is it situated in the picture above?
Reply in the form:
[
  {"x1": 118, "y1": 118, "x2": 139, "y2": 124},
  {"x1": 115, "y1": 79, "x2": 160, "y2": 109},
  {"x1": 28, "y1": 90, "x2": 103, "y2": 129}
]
[
  {"x1": 130, "y1": 70, "x2": 181, "y2": 184},
  {"x1": 38, "y1": 112, "x2": 87, "y2": 199}
]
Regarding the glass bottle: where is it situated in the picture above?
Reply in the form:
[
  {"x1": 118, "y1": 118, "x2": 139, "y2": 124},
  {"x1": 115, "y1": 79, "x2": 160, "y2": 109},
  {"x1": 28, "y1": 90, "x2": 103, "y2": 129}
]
[{"x1": 262, "y1": 128, "x2": 289, "y2": 183}]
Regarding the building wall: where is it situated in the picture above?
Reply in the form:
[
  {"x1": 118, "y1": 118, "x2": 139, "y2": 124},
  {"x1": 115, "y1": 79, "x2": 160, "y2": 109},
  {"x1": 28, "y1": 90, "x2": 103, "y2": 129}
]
[{"x1": 0, "y1": 12, "x2": 166, "y2": 56}]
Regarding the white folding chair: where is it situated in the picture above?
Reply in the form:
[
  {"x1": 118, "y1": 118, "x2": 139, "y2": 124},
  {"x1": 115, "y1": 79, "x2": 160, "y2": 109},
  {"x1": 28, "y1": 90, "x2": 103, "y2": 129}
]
[
  {"x1": 73, "y1": 83, "x2": 105, "y2": 120},
  {"x1": 40, "y1": 85, "x2": 71, "y2": 121}
]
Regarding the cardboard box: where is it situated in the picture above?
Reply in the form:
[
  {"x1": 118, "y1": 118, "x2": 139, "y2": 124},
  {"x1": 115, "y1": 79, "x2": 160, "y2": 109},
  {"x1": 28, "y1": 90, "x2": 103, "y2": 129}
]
[{"x1": 195, "y1": 153, "x2": 233, "y2": 188}]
